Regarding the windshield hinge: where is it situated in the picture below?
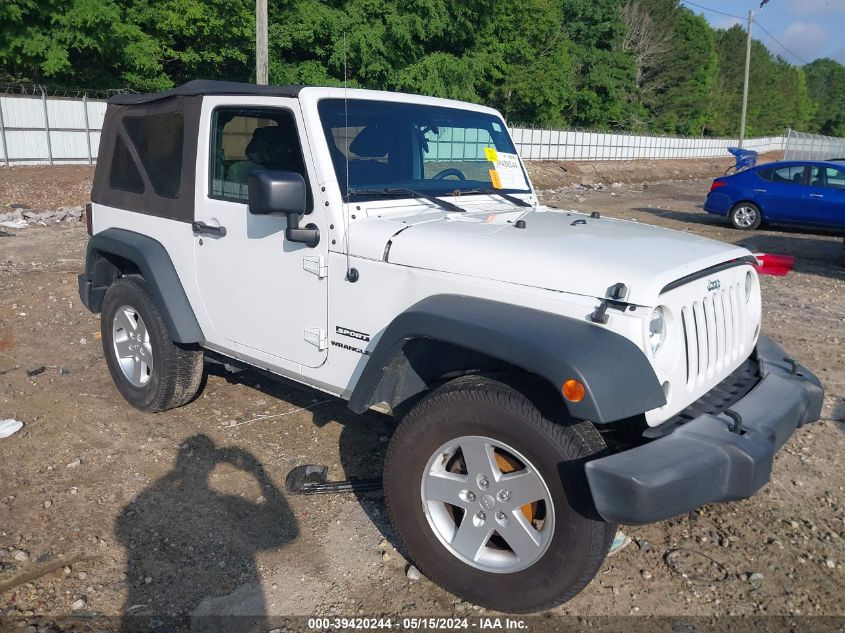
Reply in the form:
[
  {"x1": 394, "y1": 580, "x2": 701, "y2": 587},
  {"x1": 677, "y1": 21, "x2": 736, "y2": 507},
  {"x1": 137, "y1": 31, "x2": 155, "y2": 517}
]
[
  {"x1": 303, "y1": 255, "x2": 328, "y2": 279},
  {"x1": 304, "y1": 327, "x2": 327, "y2": 350}
]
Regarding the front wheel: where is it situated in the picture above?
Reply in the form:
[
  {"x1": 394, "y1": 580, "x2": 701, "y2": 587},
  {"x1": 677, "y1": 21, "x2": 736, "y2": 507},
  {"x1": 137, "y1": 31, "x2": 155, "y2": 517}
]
[
  {"x1": 384, "y1": 376, "x2": 614, "y2": 613},
  {"x1": 729, "y1": 202, "x2": 762, "y2": 230}
]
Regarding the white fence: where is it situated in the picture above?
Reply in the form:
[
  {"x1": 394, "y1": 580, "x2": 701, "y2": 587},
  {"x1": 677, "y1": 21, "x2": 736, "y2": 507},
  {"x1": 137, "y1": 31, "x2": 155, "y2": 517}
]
[
  {"x1": 510, "y1": 128, "x2": 785, "y2": 161},
  {"x1": 0, "y1": 92, "x2": 107, "y2": 165},
  {"x1": 783, "y1": 129, "x2": 845, "y2": 162},
  {"x1": 0, "y1": 91, "x2": 824, "y2": 166}
]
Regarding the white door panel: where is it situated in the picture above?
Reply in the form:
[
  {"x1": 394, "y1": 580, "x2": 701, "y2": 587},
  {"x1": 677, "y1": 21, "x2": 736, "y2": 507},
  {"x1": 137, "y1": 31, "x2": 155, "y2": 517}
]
[{"x1": 193, "y1": 99, "x2": 328, "y2": 368}]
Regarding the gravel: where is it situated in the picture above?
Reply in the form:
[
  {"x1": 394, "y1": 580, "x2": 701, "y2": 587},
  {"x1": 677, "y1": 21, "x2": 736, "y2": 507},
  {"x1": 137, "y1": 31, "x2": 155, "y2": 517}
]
[{"x1": 0, "y1": 165, "x2": 94, "y2": 210}]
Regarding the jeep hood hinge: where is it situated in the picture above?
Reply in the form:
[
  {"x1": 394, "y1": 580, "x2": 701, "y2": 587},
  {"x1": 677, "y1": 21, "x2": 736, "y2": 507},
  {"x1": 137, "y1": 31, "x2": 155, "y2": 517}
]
[
  {"x1": 304, "y1": 327, "x2": 328, "y2": 351},
  {"x1": 303, "y1": 255, "x2": 328, "y2": 279}
]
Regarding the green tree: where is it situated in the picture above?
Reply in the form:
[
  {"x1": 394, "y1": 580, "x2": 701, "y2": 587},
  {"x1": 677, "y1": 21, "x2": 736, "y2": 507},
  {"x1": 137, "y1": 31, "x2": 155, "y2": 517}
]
[
  {"x1": 469, "y1": 0, "x2": 576, "y2": 125},
  {"x1": 560, "y1": 0, "x2": 643, "y2": 129},
  {"x1": 0, "y1": 0, "x2": 162, "y2": 88},
  {"x1": 3, "y1": 0, "x2": 845, "y2": 135},
  {"x1": 125, "y1": 0, "x2": 254, "y2": 88},
  {"x1": 642, "y1": 7, "x2": 717, "y2": 135},
  {"x1": 805, "y1": 58, "x2": 845, "y2": 136}
]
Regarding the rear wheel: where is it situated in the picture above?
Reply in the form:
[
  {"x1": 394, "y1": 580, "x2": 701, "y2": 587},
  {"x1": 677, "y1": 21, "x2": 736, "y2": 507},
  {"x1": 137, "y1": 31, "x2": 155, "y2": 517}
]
[
  {"x1": 101, "y1": 276, "x2": 204, "y2": 412},
  {"x1": 729, "y1": 202, "x2": 762, "y2": 230},
  {"x1": 384, "y1": 375, "x2": 614, "y2": 613}
]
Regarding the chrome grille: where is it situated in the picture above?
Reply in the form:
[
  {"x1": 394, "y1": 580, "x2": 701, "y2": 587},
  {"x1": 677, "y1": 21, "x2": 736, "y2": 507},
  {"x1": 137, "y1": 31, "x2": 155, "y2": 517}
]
[{"x1": 680, "y1": 282, "x2": 746, "y2": 388}]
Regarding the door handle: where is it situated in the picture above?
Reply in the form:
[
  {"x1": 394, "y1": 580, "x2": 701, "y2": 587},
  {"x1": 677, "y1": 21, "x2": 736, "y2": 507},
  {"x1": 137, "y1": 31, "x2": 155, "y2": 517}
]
[
  {"x1": 192, "y1": 221, "x2": 227, "y2": 237},
  {"x1": 753, "y1": 188, "x2": 767, "y2": 193},
  {"x1": 809, "y1": 194, "x2": 824, "y2": 199}
]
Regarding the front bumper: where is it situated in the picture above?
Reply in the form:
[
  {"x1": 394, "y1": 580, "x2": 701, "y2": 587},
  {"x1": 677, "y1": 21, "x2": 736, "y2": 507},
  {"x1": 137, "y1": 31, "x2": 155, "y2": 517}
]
[{"x1": 584, "y1": 336, "x2": 823, "y2": 525}]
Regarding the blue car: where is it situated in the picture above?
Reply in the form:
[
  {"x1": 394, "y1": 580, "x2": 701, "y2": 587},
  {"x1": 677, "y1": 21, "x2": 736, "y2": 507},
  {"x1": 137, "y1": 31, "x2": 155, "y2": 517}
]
[{"x1": 704, "y1": 160, "x2": 845, "y2": 232}]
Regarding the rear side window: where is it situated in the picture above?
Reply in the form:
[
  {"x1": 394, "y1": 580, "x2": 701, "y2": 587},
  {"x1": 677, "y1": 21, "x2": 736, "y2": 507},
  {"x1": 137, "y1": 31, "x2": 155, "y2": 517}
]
[
  {"x1": 770, "y1": 165, "x2": 805, "y2": 185},
  {"x1": 108, "y1": 135, "x2": 145, "y2": 194},
  {"x1": 756, "y1": 167, "x2": 773, "y2": 182},
  {"x1": 123, "y1": 112, "x2": 184, "y2": 198}
]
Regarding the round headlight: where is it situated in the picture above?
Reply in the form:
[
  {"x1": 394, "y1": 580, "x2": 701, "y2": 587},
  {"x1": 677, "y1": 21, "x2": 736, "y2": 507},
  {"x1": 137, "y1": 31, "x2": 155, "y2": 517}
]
[
  {"x1": 649, "y1": 307, "x2": 666, "y2": 355},
  {"x1": 745, "y1": 270, "x2": 754, "y2": 302}
]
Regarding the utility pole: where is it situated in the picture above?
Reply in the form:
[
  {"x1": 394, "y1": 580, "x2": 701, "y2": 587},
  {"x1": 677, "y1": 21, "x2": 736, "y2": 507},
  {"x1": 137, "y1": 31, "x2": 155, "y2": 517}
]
[
  {"x1": 739, "y1": 10, "x2": 753, "y2": 148},
  {"x1": 256, "y1": 0, "x2": 268, "y2": 85}
]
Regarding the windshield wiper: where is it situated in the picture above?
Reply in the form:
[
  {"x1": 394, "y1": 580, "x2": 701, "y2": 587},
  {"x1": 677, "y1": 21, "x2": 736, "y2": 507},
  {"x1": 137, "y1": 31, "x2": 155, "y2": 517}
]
[
  {"x1": 460, "y1": 188, "x2": 532, "y2": 207},
  {"x1": 347, "y1": 188, "x2": 466, "y2": 213}
]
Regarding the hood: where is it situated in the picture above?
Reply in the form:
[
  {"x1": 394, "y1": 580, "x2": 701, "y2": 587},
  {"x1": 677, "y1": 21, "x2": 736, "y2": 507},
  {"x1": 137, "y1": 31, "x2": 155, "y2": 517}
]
[{"x1": 348, "y1": 205, "x2": 751, "y2": 305}]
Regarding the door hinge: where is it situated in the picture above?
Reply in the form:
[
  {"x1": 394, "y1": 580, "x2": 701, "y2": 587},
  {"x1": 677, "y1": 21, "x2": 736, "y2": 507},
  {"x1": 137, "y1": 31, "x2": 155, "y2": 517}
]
[
  {"x1": 304, "y1": 327, "x2": 327, "y2": 351},
  {"x1": 303, "y1": 255, "x2": 328, "y2": 279}
]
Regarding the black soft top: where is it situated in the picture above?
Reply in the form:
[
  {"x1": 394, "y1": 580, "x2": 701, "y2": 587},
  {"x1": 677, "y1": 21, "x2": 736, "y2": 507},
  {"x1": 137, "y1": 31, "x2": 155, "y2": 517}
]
[{"x1": 109, "y1": 79, "x2": 304, "y2": 105}]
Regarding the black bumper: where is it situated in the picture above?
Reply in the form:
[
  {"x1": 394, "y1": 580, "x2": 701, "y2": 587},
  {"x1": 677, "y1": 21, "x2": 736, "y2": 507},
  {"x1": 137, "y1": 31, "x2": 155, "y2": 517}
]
[{"x1": 584, "y1": 336, "x2": 824, "y2": 525}]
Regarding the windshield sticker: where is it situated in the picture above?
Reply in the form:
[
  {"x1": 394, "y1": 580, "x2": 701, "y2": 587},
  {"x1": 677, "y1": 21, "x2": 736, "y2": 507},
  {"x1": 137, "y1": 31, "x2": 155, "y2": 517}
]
[
  {"x1": 484, "y1": 147, "x2": 498, "y2": 163},
  {"x1": 488, "y1": 151, "x2": 527, "y2": 190},
  {"x1": 488, "y1": 169, "x2": 502, "y2": 188}
]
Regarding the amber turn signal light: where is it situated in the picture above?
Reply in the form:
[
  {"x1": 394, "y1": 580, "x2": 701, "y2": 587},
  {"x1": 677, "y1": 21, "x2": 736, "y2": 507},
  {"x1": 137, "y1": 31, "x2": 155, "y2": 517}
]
[{"x1": 562, "y1": 379, "x2": 586, "y2": 402}]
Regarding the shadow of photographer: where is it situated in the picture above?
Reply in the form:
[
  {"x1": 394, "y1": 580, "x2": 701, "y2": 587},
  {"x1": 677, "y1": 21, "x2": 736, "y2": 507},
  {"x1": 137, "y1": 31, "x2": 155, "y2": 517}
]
[{"x1": 115, "y1": 434, "x2": 298, "y2": 632}]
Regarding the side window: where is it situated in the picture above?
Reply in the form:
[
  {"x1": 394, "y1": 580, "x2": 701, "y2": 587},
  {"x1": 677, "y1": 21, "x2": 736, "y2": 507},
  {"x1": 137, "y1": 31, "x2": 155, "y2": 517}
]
[
  {"x1": 756, "y1": 167, "x2": 773, "y2": 182},
  {"x1": 770, "y1": 165, "x2": 805, "y2": 185},
  {"x1": 821, "y1": 167, "x2": 845, "y2": 190},
  {"x1": 123, "y1": 112, "x2": 184, "y2": 198},
  {"x1": 209, "y1": 108, "x2": 311, "y2": 209},
  {"x1": 109, "y1": 135, "x2": 145, "y2": 194}
]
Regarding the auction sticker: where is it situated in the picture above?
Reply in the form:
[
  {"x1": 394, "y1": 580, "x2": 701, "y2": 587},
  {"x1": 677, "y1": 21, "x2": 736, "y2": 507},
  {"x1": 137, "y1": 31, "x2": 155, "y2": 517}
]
[{"x1": 485, "y1": 149, "x2": 527, "y2": 190}]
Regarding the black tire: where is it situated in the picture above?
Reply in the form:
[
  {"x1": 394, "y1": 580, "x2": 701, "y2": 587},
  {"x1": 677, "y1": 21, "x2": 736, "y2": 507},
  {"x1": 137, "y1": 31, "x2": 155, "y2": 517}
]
[
  {"x1": 101, "y1": 276, "x2": 204, "y2": 412},
  {"x1": 729, "y1": 201, "x2": 762, "y2": 230},
  {"x1": 384, "y1": 375, "x2": 615, "y2": 613}
]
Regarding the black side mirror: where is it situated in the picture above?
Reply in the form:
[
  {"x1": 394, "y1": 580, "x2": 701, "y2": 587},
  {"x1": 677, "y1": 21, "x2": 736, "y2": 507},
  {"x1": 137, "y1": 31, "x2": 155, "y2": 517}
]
[{"x1": 248, "y1": 170, "x2": 319, "y2": 247}]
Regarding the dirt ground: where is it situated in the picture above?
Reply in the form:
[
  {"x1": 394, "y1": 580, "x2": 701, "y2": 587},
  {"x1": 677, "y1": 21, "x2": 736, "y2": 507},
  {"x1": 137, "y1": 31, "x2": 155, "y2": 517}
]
[{"x1": 0, "y1": 162, "x2": 844, "y2": 630}]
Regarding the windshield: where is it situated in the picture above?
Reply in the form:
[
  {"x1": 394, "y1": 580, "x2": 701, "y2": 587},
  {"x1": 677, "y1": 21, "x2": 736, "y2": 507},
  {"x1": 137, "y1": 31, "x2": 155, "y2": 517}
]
[{"x1": 317, "y1": 99, "x2": 530, "y2": 201}]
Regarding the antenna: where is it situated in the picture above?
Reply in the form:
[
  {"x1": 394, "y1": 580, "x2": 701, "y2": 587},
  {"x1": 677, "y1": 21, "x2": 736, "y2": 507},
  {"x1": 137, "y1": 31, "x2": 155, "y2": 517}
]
[{"x1": 342, "y1": 32, "x2": 358, "y2": 282}]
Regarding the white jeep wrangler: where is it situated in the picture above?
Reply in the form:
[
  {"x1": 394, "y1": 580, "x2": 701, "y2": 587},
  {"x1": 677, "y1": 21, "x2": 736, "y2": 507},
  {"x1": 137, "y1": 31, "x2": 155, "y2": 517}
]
[{"x1": 79, "y1": 80, "x2": 823, "y2": 612}]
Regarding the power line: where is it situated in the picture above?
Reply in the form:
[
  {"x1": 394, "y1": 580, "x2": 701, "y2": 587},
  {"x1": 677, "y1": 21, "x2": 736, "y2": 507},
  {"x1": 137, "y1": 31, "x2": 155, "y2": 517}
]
[
  {"x1": 679, "y1": 0, "x2": 744, "y2": 21},
  {"x1": 679, "y1": 0, "x2": 810, "y2": 65},
  {"x1": 754, "y1": 20, "x2": 810, "y2": 65}
]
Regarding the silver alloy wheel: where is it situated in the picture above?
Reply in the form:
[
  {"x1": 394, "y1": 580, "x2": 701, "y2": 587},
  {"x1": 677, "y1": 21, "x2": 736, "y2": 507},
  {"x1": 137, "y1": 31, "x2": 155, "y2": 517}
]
[
  {"x1": 420, "y1": 435, "x2": 555, "y2": 573},
  {"x1": 112, "y1": 305, "x2": 153, "y2": 388},
  {"x1": 733, "y1": 205, "x2": 757, "y2": 228}
]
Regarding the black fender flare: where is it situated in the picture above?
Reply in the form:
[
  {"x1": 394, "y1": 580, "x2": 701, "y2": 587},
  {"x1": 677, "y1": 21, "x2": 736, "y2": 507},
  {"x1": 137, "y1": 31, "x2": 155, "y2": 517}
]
[
  {"x1": 78, "y1": 228, "x2": 204, "y2": 344},
  {"x1": 348, "y1": 295, "x2": 665, "y2": 423}
]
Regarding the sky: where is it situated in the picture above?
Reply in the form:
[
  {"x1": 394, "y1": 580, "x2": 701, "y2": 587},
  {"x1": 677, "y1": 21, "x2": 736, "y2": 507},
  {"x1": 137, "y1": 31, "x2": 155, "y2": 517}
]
[{"x1": 681, "y1": 0, "x2": 845, "y2": 66}]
